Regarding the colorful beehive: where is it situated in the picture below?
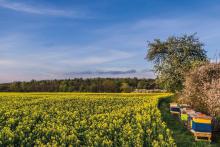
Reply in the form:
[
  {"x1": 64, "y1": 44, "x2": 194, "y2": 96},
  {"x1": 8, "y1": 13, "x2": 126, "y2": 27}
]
[
  {"x1": 180, "y1": 104, "x2": 191, "y2": 122},
  {"x1": 170, "y1": 103, "x2": 180, "y2": 115},
  {"x1": 191, "y1": 114, "x2": 212, "y2": 132},
  {"x1": 190, "y1": 113, "x2": 212, "y2": 142},
  {"x1": 170, "y1": 102, "x2": 213, "y2": 142},
  {"x1": 181, "y1": 112, "x2": 188, "y2": 121},
  {"x1": 187, "y1": 112, "x2": 198, "y2": 130},
  {"x1": 181, "y1": 108, "x2": 195, "y2": 125}
]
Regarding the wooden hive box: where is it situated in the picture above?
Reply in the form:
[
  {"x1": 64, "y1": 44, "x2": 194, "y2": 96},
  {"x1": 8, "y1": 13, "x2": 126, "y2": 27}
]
[
  {"x1": 187, "y1": 112, "x2": 198, "y2": 130},
  {"x1": 184, "y1": 110, "x2": 212, "y2": 142},
  {"x1": 181, "y1": 108, "x2": 195, "y2": 125},
  {"x1": 191, "y1": 130, "x2": 212, "y2": 142},
  {"x1": 192, "y1": 114, "x2": 212, "y2": 133},
  {"x1": 170, "y1": 103, "x2": 180, "y2": 115}
]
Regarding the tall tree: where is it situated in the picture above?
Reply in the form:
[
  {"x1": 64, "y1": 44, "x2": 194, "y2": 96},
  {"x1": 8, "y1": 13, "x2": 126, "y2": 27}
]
[
  {"x1": 102, "y1": 80, "x2": 117, "y2": 92},
  {"x1": 120, "y1": 82, "x2": 132, "y2": 93},
  {"x1": 146, "y1": 34, "x2": 207, "y2": 92}
]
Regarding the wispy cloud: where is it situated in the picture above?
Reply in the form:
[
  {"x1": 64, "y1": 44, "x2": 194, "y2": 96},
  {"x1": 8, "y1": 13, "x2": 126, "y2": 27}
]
[
  {"x1": 0, "y1": 0, "x2": 88, "y2": 18},
  {"x1": 61, "y1": 69, "x2": 155, "y2": 79},
  {"x1": 1, "y1": 10, "x2": 220, "y2": 82},
  {"x1": 60, "y1": 50, "x2": 135, "y2": 66},
  {"x1": 0, "y1": 33, "x2": 137, "y2": 73}
]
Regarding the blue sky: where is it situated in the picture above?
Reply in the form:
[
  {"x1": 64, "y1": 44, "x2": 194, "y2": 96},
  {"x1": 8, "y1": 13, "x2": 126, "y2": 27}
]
[{"x1": 0, "y1": 0, "x2": 220, "y2": 82}]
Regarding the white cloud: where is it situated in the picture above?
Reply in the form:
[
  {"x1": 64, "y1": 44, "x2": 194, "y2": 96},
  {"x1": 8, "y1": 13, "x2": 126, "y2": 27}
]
[
  {"x1": 1, "y1": 13, "x2": 220, "y2": 82},
  {"x1": 0, "y1": 0, "x2": 88, "y2": 18},
  {"x1": 0, "y1": 33, "x2": 137, "y2": 76},
  {"x1": 60, "y1": 50, "x2": 135, "y2": 66}
]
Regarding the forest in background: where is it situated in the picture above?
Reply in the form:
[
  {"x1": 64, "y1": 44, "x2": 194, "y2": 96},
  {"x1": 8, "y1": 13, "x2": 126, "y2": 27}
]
[{"x1": 0, "y1": 78, "x2": 158, "y2": 92}]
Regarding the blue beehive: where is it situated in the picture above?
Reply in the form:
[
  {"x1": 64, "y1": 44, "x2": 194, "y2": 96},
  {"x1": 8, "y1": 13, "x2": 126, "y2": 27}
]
[
  {"x1": 187, "y1": 112, "x2": 197, "y2": 130},
  {"x1": 191, "y1": 114, "x2": 212, "y2": 133},
  {"x1": 192, "y1": 122, "x2": 212, "y2": 132}
]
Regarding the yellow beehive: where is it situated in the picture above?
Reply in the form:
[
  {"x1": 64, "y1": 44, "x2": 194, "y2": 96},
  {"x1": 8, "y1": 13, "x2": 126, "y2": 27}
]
[
  {"x1": 187, "y1": 112, "x2": 197, "y2": 130},
  {"x1": 191, "y1": 114, "x2": 212, "y2": 133},
  {"x1": 193, "y1": 114, "x2": 212, "y2": 124}
]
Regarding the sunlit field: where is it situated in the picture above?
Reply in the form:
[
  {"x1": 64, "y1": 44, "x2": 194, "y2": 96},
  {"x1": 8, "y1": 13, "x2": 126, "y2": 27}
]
[{"x1": 0, "y1": 93, "x2": 174, "y2": 146}]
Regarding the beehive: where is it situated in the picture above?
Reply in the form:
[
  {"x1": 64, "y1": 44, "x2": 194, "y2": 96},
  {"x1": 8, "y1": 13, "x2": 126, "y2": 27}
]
[
  {"x1": 181, "y1": 108, "x2": 195, "y2": 123},
  {"x1": 187, "y1": 112, "x2": 198, "y2": 130},
  {"x1": 191, "y1": 114, "x2": 212, "y2": 133},
  {"x1": 181, "y1": 113, "x2": 188, "y2": 121},
  {"x1": 170, "y1": 103, "x2": 180, "y2": 115}
]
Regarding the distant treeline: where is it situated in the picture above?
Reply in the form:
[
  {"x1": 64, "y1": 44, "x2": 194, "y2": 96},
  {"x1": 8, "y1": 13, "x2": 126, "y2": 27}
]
[{"x1": 0, "y1": 78, "x2": 158, "y2": 92}]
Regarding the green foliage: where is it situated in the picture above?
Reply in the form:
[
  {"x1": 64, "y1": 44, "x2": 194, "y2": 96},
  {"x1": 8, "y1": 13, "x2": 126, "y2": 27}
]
[
  {"x1": 146, "y1": 34, "x2": 208, "y2": 92},
  {"x1": 0, "y1": 93, "x2": 175, "y2": 146},
  {"x1": 120, "y1": 82, "x2": 132, "y2": 93},
  {"x1": 0, "y1": 78, "x2": 158, "y2": 92}
]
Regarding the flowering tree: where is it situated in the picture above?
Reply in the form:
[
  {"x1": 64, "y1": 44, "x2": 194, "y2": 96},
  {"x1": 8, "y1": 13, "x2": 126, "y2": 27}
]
[{"x1": 181, "y1": 63, "x2": 220, "y2": 117}]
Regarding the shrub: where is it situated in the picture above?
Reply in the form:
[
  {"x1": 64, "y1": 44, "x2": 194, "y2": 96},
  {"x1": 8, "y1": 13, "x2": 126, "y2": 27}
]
[{"x1": 181, "y1": 63, "x2": 220, "y2": 117}]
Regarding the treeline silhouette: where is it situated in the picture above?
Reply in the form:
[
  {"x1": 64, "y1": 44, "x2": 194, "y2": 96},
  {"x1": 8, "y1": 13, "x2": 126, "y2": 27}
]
[{"x1": 0, "y1": 78, "x2": 158, "y2": 92}]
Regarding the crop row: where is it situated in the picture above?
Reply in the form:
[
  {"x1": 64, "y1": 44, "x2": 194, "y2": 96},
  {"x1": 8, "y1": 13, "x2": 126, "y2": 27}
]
[{"x1": 0, "y1": 93, "x2": 175, "y2": 146}]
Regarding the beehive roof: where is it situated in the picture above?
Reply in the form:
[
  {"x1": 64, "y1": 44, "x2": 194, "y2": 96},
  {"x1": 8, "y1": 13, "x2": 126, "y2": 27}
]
[
  {"x1": 170, "y1": 103, "x2": 179, "y2": 107},
  {"x1": 194, "y1": 113, "x2": 212, "y2": 120}
]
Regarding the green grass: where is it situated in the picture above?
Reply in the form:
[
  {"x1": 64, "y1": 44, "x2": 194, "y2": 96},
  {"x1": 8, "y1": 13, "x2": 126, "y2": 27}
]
[{"x1": 159, "y1": 97, "x2": 219, "y2": 147}]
